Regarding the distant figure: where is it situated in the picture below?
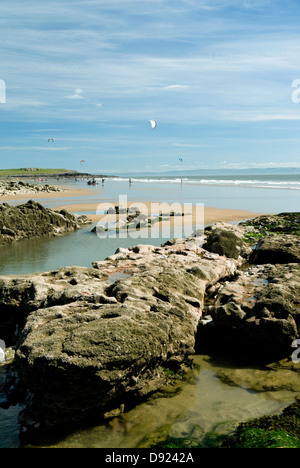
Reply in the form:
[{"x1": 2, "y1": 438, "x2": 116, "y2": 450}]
[
  {"x1": 129, "y1": 178, "x2": 132, "y2": 185},
  {"x1": 102, "y1": 178, "x2": 105, "y2": 186}
]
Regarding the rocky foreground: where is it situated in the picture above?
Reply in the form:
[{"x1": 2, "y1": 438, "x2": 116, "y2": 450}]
[
  {"x1": 0, "y1": 211, "x2": 299, "y2": 441},
  {"x1": 0, "y1": 199, "x2": 92, "y2": 245}
]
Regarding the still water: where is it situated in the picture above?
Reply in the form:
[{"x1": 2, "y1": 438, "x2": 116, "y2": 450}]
[
  {"x1": 0, "y1": 224, "x2": 171, "y2": 276},
  {"x1": 0, "y1": 356, "x2": 294, "y2": 448}
]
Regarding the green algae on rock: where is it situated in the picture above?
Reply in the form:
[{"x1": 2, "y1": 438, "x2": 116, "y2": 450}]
[
  {"x1": 222, "y1": 400, "x2": 300, "y2": 448},
  {"x1": 0, "y1": 200, "x2": 92, "y2": 245}
]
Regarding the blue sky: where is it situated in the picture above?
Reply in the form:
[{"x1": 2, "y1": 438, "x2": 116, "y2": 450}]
[{"x1": 0, "y1": 0, "x2": 300, "y2": 174}]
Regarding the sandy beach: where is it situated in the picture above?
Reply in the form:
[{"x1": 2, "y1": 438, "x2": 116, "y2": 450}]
[
  {"x1": 0, "y1": 186, "x2": 262, "y2": 227},
  {"x1": 53, "y1": 200, "x2": 261, "y2": 227}
]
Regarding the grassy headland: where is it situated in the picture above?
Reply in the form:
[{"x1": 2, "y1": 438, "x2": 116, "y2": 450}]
[
  {"x1": 0, "y1": 168, "x2": 76, "y2": 177},
  {"x1": 0, "y1": 168, "x2": 112, "y2": 179}
]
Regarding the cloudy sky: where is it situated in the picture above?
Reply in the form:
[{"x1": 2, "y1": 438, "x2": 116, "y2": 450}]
[{"x1": 0, "y1": 0, "x2": 300, "y2": 174}]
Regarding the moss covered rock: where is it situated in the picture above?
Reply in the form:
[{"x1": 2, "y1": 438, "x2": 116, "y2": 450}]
[
  {"x1": 0, "y1": 200, "x2": 91, "y2": 245},
  {"x1": 222, "y1": 401, "x2": 300, "y2": 448}
]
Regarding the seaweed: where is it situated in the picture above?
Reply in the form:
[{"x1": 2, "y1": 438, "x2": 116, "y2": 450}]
[{"x1": 222, "y1": 401, "x2": 300, "y2": 448}]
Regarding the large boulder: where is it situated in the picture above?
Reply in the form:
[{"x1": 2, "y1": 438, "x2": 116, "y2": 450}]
[
  {"x1": 203, "y1": 223, "x2": 251, "y2": 260},
  {"x1": 250, "y1": 234, "x2": 300, "y2": 264},
  {"x1": 0, "y1": 266, "x2": 108, "y2": 344},
  {"x1": 205, "y1": 263, "x2": 300, "y2": 358},
  {"x1": 11, "y1": 237, "x2": 241, "y2": 433},
  {"x1": 0, "y1": 200, "x2": 91, "y2": 245}
]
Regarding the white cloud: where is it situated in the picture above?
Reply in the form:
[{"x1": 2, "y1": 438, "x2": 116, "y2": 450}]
[
  {"x1": 0, "y1": 0, "x2": 300, "y2": 171},
  {"x1": 65, "y1": 89, "x2": 84, "y2": 100},
  {"x1": 163, "y1": 85, "x2": 189, "y2": 90},
  {"x1": 221, "y1": 112, "x2": 300, "y2": 122}
]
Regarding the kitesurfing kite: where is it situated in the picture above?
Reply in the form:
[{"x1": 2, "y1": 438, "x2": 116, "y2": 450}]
[
  {"x1": 48, "y1": 138, "x2": 54, "y2": 143},
  {"x1": 178, "y1": 157, "x2": 183, "y2": 162},
  {"x1": 149, "y1": 120, "x2": 157, "y2": 130},
  {"x1": 80, "y1": 159, "x2": 85, "y2": 166}
]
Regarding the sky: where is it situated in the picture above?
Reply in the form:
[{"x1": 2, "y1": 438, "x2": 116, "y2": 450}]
[{"x1": 0, "y1": 0, "x2": 300, "y2": 175}]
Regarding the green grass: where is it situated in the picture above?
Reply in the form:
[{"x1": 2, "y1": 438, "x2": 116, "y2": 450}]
[{"x1": 0, "y1": 168, "x2": 76, "y2": 176}]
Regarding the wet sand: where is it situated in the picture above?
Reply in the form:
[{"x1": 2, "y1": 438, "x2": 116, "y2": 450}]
[{"x1": 52, "y1": 200, "x2": 261, "y2": 226}]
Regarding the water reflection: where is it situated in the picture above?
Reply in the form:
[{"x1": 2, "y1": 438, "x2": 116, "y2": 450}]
[
  {"x1": 0, "y1": 226, "x2": 170, "y2": 276},
  {"x1": 22, "y1": 356, "x2": 292, "y2": 449}
]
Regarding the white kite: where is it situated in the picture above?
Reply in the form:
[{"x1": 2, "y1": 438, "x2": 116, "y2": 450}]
[{"x1": 149, "y1": 120, "x2": 157, "y2": 130}]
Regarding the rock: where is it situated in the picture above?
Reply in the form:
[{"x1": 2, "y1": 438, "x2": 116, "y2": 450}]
[
  {"x1": 0, "y1": 266, "x2": 108, "y2": 344},
  {"x1": 250, "y1": 234, "x2": 300, "y2": 264},
  {"x1": 0, "y1": 181, "x2": 63, "y2": 196},
  {"x1": 5, "y1": 235, "x2": 241, "y2": 433},
  {"x1": 240, "y1": 212, "x2": 300, "y2": 236},
  {"x1": 207, "y1": 263, "x2": 300, "y2": 358},
  {"x1": 0, "y1": 200, "x2": 92, "y2": 245},
  {"x1": 203, "y1": 223, "x2": 251, "y2": 260},
  {"x1": 93, "y1": 205, "x2": 161, "y2": 234},
  {"x1": 222, "y1": 400, "x2": 300, "y2": 448}
]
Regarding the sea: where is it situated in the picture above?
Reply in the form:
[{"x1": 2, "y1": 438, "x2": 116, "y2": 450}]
[{"x1": 0, "y1": 172, "x2": 299, "y2": 448}]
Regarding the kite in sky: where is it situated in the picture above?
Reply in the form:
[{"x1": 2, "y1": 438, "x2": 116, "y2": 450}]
[
  {"x1": 80, "y1": 159, "x2": 85, "y2": 166},
  {"x1": 149, "y1": 120, "x2": 157, "y2": 130},
  {"x1": 48, "y1": 138, "x2": 54, "y2": 143}
]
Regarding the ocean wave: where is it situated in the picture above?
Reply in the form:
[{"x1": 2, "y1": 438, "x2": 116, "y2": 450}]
[{"x1": 108, "y1": 177, "x2": 300, "y2": 190}]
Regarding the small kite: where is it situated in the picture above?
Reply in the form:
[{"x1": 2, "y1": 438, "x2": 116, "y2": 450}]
[
  {"x1": 80, "y1": 159, "x2": 85, "y2": 166},
  {"x1": 149, "y1": 120, "x2": 157, "y2": 130},
  {"x1": 48, "y1": 138, "x2": 54, "y2": 143},
  {"x1": 178, "y1": 157, "x2": 183, "y2": 162}
]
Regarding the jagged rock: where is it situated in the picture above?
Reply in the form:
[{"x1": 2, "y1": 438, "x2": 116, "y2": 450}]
[
  {"x1": 240, "y1": 212, "x2": 300, "y2": 236},
  {"x1": 250, "y1": 234, "x2": 300, "y2": 264},
  {"x1": 6, "y1": 236, "x2": 241, "y2": 432},
  {"x1": 93, "y1": 204, "x2": 159, "y2": 234},
  {"x1": 207, "y1": 263, "x2": 300, "y2": 357},
  {"x1": 0, "y1": 200, "x2": 92, "y2": 245},
  {"x1": 0, "y1": 181, "x2": 63, "y2": 196},
  {"x1": 203, "y1": 223, "x2": 252, "y2": 260},
  {"x1": 0, "y1": 266, "x2": 108, "y2": 344}
]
